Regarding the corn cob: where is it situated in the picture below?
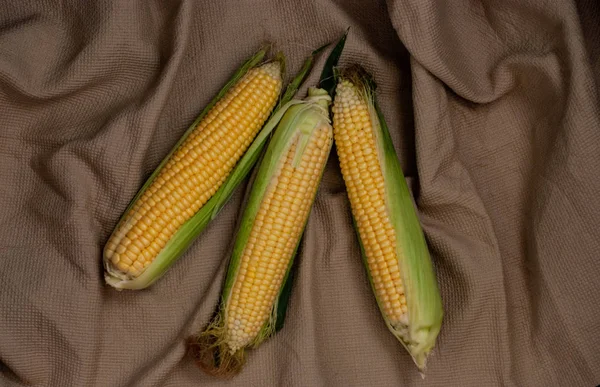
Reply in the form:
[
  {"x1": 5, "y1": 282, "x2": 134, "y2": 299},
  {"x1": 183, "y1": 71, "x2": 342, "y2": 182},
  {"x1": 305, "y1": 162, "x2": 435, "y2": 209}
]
[
  {"x1": 331, "y1": 67, "x2": 443, "y2": 371},
  {"x1": 187, "y1": 87, "x2": 333, "y2": 378},
  {"x1": 103, "y1": 48, "x2": 283, "y2": 290}
]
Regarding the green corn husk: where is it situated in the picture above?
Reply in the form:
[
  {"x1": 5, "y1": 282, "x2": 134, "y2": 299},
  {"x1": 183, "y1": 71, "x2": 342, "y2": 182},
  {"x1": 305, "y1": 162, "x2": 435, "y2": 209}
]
[
  {"x1": 103, "y1": 46, "x2": 316, "y2": 290},
  {"x1": 332, "y1": 66, "x2": 444, "y2": 372}
]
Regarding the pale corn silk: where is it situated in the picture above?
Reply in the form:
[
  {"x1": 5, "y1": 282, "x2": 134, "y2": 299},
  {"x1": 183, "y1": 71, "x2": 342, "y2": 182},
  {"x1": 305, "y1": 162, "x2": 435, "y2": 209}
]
[{"x1": 0, "y1": 0, "x2": 599, "y2": 386}]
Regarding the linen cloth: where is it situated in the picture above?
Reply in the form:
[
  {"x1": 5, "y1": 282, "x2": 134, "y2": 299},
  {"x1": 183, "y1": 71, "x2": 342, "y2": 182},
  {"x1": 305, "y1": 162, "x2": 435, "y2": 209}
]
[{"x1": 1, "y1": 0, "x2": 599, "y2": 386}]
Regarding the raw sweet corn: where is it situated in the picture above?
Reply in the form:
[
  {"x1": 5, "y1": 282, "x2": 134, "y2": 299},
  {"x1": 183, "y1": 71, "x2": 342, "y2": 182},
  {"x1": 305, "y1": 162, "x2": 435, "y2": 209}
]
[
  {"x1": 331, "y1": 66, "x2": 443, "y2": 371},
  {"x1": 188, "y1": 87, "x2": 333, "y2": 378},
  {"x1": 103, "y1": 48, "x2": 283, "y2": 290}
]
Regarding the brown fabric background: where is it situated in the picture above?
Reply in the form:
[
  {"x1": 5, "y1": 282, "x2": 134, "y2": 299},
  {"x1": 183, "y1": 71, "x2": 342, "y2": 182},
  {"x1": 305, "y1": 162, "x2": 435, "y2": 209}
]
[{"x1": 1, "y1": 0, "x2": 599, "y2": 386}]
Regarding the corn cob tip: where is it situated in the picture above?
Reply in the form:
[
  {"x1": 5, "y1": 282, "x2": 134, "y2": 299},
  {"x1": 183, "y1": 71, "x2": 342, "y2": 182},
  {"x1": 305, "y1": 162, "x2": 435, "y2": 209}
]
[
  {"x1": 186, "y1": 331, "x2": 246, "y2": 379},
  {"x1": 258, "y1": 60, "x2": 283, "y2": 81},
  {"x1": 306, "y1": 86, "x2": 332, "y2": 109}
]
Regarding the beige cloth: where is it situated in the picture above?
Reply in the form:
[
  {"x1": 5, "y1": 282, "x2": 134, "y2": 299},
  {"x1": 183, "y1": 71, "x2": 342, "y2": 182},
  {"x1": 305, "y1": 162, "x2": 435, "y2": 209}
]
[{"x1": 1, "y1": 0, "x2": 599, "y2": 386}]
